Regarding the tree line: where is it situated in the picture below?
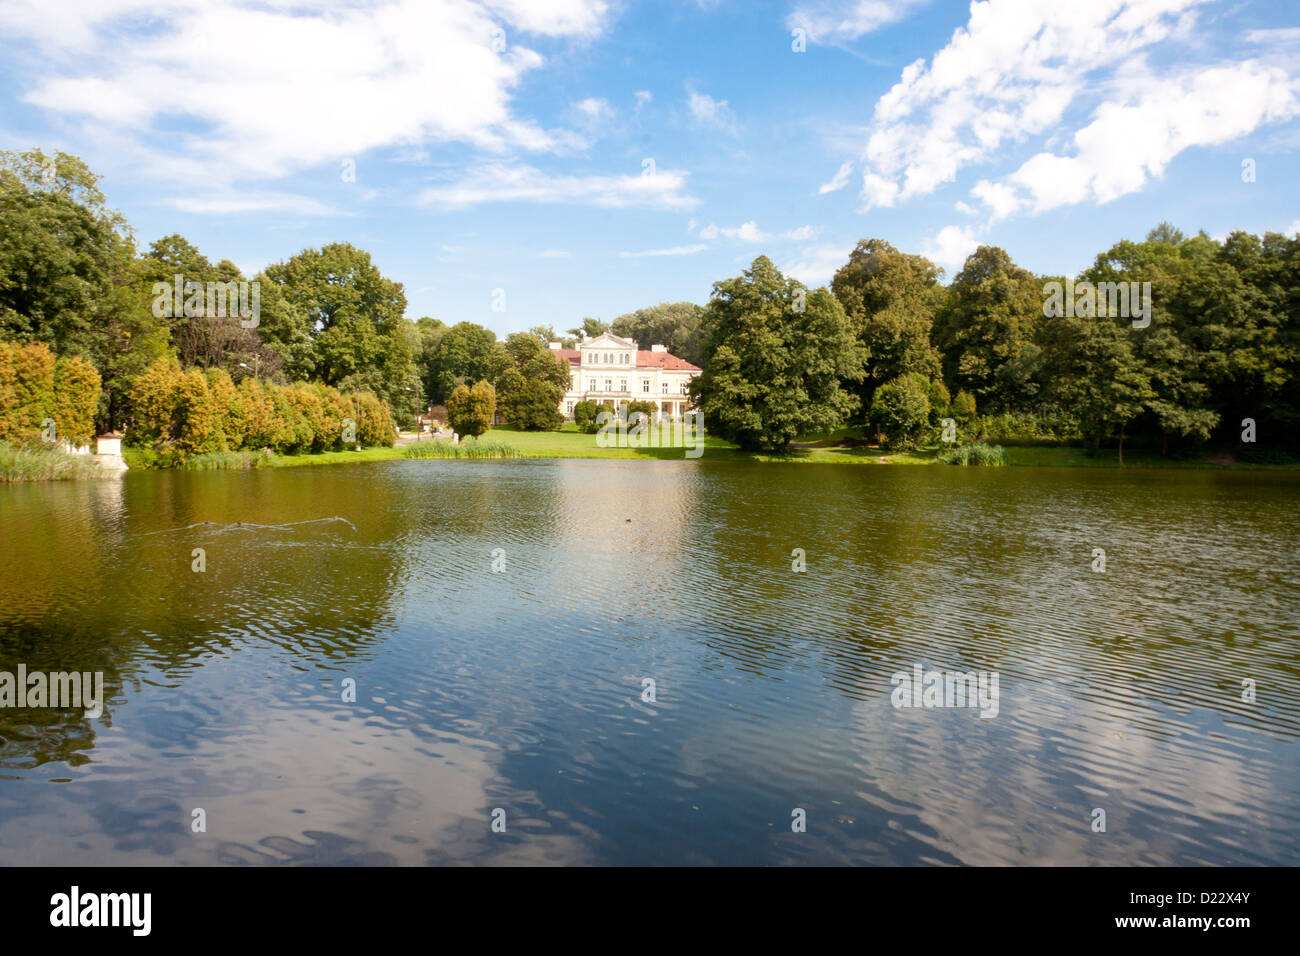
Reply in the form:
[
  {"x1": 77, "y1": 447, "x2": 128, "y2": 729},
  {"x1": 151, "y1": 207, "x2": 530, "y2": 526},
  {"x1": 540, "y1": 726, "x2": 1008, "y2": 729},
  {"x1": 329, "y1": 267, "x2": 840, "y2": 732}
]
[
  {"x1": 690, "y1": 228, "x2": 1300, "y2": 458},
  {"x1": 3, "y1": 148, "x2": 1296, "y2": 461}
]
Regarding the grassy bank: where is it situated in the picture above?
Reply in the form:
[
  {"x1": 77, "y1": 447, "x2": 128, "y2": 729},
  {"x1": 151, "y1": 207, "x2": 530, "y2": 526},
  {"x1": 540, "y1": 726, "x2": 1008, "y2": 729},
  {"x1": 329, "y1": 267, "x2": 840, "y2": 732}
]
[{"x1": 0, "y1": 442, "x2": 105, "y2": 482}]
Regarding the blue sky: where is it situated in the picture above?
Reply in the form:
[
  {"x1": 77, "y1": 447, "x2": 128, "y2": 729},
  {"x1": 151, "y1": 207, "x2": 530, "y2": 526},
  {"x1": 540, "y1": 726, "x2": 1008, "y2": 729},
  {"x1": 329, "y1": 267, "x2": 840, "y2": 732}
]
[{"x1": 1, "y1": 0, "x2": 1297, "y2": 336}]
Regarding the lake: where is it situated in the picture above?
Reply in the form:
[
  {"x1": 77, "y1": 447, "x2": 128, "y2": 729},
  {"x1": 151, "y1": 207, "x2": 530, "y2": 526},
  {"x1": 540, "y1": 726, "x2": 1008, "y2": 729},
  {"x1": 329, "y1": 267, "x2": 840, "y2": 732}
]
[{"x1": 1, "y1": 459, "x2": 1297, "y2": 865}]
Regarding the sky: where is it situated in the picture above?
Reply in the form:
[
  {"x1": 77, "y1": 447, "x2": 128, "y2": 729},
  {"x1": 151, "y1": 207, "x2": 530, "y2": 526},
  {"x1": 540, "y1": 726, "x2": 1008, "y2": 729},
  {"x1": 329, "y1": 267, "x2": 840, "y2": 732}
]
[{"x1": 1, "y1": 0, "x2": 1298, "y2": 337}]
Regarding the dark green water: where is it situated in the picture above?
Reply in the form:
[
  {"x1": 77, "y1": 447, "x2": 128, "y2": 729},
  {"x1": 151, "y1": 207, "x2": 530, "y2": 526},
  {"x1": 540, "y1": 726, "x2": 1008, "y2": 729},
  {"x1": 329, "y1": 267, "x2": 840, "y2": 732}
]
[{"x1": 0, "y1": 459, "x2": 1297, "y2": 865}]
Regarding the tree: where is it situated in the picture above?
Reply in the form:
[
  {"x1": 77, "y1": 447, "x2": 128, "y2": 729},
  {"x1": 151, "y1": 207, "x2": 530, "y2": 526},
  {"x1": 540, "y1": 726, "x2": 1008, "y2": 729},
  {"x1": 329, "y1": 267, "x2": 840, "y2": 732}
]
[
  {"x1": 567, "y1": 317, "x2": 609, "y2": 340},
  {"x1": 263, "y1": 242, "x2": 412, "y2": 405},
  {"x1": 869, "y1": 373, "x2": 931, "y2": 449},
  {"x1": 496, "y1": 333, "x2": 568, "y2": 430},
  {"x1": 446, "y1": 380, "x2": 496, "y2": 438},
  {"x1": 1040, "y1": 309, "x2": 1153, "y2": 463},
  {"x1": 610, "y1": 302, "x2": 704, "y2": 366},
  {"x1": 933, "y1": 246, "x2": 1042, "y2": 412},
  {"x1": 691, "y1": 256, "x2": 862, "y2": 451},
  {"x1": 429, "y1": 322, "x2": 508, "y2": 404},
  {"x1": 831, "y1": 239, "x2": 942, "y2": 412}
]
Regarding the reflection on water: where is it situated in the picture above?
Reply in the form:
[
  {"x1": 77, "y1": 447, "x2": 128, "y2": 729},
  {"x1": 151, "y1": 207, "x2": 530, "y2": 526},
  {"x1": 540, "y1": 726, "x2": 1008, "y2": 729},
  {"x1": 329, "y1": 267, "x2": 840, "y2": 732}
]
[{"x1": 0, "y1": 460, "x2": 1297, "y2": 865}]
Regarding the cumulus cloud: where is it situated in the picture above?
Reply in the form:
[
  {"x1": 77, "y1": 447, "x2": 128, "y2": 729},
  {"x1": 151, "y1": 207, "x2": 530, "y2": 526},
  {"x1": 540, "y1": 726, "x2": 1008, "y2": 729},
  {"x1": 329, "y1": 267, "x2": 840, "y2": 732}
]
[
  {"x1": 922, "y1": 224, "x2": 979, "y2": 272},
  {"x1": 851, "y1": 0, "x2": 1216, "y2": 210},
  {"x1": 4, "y1": 0, "x2": 613, "y2": 191}
]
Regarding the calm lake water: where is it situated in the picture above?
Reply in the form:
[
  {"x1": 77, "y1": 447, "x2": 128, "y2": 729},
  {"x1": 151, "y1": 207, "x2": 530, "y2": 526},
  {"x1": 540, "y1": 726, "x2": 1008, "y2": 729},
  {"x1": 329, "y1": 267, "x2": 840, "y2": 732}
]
[{"x1": 0, "y1": 459, "x2": 1297, "y2": 866}]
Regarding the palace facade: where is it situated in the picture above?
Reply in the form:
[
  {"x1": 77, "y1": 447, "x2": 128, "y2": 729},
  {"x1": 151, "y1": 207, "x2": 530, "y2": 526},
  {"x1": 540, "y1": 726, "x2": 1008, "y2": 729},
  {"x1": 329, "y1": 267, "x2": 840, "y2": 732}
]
[{"x1": 551, "y1": 332, "x2": 701, "y2": 420}]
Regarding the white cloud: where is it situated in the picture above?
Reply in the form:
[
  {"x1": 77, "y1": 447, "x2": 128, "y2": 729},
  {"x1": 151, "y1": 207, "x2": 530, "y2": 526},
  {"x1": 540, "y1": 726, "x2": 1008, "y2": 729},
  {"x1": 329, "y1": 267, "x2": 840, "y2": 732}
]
[
  {"x1": 923, "y1": 224, "x2": 979, "y2": 272},
  {"x1": 484, "y1": 0, "x2": 609, "y2": 36},
  {"x1": 573, "y1": 97, "x2": 612, "y2": 121},
  {"x1": 994, "y1": 60, "x2": 1299, "y2": 214},
  {"x1": 970, "y1": 179, "x2": 1021, "y2": 221},
  {"x1": 418, "y1": 163, "x2": 697, "y2": 209},
  {"x1": 782, "y1": 243, "x2": 851, "y2": 284},
  {"x1": 618, "y1": 244, "x2": 709, "y2": 258},
  {"x1": 697, "y1": 221, "x2": 817, "y2": 241},
  {"x1": 165, "y1": 191, "x2": 344, "y2": 216},
  {"x1": 819, "y1": 160, "x2": 854, "y2": 194},
  {"x1": 634, "y1": 90, "x2": 653, "y2": 110},
  {"x1": 786, "y1": 0, "x2": 927, "y2": 44},
  {"x1": 5, "y1": 0, "x2": 613, "y2": 190},
  {"x1": 539, "y1": 249, "x2": 572, "y2": 258},
  {"x1": 687, "y1": 89, "x2": 738, "y2": 132},
  {"x1": 854, "y1": 0, "x2": 1215, "y2": 210}
]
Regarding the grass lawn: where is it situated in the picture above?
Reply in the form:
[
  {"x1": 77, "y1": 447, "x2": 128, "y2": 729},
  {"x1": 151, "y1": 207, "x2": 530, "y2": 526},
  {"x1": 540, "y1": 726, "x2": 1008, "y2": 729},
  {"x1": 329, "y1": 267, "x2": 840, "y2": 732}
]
[{"x1": 481, "y1": 423, "x2": 934, "y2": 464}]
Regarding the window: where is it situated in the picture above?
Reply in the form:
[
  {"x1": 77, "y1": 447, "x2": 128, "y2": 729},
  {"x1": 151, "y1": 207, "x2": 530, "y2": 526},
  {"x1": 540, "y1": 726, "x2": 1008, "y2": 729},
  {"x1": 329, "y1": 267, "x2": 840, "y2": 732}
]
[
  {"x1": 604, "y1": 378, "x2": 612, "y2": 391},
  {"x1": 680, "y1": 382, "x2": 689, "y2": 394},
  {"x1": 621, "y1": 353, "x2": 629, "y2": 364},
  {"x1": 587, "y1": 379, "x2": 595, "y2": 391},
  {"x1": 661, "y1": 381, "x2": 668, "y2": 393},
  {"x1": 642, "y1": 379, "x2": 650, "y2": 393},
  {"x1": 605, "y1": 353, "x2": 612, "y2": 364},
  {"x1": 566, "y1": 402, "x2": 574, "y2": 414},
  {"x1": 619, "y1": 379, "x2": 627, "y2": 392}
]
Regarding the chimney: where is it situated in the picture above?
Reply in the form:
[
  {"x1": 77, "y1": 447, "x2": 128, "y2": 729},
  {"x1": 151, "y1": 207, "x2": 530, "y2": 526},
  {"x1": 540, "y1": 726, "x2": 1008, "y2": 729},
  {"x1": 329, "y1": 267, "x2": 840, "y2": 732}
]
[
  {"x1": 650, "y1": 344, "x2": 668, "y2": 353},
  {"x1": 548, "y1": 341, "x2": 562, "y2": 350}
]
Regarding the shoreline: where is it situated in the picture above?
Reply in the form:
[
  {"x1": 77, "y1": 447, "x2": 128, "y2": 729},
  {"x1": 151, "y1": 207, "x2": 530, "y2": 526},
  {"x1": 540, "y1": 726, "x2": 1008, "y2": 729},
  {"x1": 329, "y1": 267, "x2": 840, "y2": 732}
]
[{"x1": 4, "y1": 432, "x2": 1296, "y2": 483}]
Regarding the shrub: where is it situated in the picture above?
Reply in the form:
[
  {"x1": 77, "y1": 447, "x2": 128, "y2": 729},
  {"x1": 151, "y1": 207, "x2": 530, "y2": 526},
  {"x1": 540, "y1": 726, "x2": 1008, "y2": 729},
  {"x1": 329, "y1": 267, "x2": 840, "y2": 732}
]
[
  {"x1": 573, "y1": 399, "x2": 608, "y2": 434},
  {"x1": 952, "y1": 389, "x2": 977, "y2": 422},
  {"x1": 447, "y1": 380, "x2": 495, "y2": 438},
  {"x1": 870, "y1": 373, "x2": 931, "y2": 449}
]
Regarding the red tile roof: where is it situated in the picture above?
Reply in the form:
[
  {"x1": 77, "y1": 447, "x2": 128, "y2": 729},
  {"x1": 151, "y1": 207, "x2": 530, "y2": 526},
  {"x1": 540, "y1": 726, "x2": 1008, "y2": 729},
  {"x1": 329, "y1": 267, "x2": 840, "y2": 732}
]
[{"x1": 555, "y1": 348, "x2": 700, "y2": 371}]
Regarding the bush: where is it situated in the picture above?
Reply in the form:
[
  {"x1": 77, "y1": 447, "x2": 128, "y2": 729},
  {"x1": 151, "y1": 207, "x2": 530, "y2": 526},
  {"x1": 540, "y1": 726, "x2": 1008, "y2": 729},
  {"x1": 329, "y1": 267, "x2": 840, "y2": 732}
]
[
  {"x1": 969, "y1": 410, "x2": 1079, "y2": 445},
  {"x1": 870, "y1": 373, "x2": 931, "y2": 449},
  {"x1": 0, "y1": 341, "x2": 100, "y2": 446},
  {"x1": 951, "y1": 389, "x2": 977, "y2": 422},
  {"x1": 573, "y1": 399, "x2": 609, "y2": 434},
  {"x1": 938, "y1": 442, "x2": 1006, "y2": 466},
  {"x1": 446, "y1": 380, "x2": 495, "y2": 438}
]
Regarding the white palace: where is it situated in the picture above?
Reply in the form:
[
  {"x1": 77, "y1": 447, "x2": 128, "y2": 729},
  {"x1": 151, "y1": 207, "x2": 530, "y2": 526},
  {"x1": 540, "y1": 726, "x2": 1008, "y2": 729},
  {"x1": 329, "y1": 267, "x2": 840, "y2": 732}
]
[{"x1": 550, "y1": 332, "x2": 701, "y2": 420}]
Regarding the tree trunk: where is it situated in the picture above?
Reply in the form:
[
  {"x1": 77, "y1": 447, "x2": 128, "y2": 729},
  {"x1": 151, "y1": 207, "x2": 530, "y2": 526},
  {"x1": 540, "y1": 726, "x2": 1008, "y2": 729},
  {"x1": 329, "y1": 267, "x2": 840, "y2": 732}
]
[
  {"x1": 1118, "y1": 426, "x2": 1125, "y2": 466},
  {"x1": 1161, "y1": 430, "x2": 1168, "y2": 458}
]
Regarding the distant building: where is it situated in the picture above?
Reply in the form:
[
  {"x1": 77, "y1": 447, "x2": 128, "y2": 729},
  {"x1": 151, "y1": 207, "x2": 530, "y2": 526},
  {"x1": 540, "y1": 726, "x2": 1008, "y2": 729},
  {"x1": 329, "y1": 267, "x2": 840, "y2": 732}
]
[{"x1": 551, "y1": 332, "x2": 701, "y2": 420}]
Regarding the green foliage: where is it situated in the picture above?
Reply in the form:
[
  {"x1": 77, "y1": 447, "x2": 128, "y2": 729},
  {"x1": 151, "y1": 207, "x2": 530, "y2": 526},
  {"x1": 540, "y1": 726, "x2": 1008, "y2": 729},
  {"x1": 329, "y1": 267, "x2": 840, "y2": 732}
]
[
  {"x1": 934, "y1": 245, "x2": 1043, "y2": 412},
  {"x1": 0, "y1": 341, "x2": 101, "y2": 445},
  {"x1": 952, "y1": 389, "x2": 977, "y2": 421},
  {"x1": 124, "y1": 360, "x2": 393, "y2": 460},
  {"x1": 446, "y1": 380, "x2": 496, "y2": 438},
  {"x1": 870, "y1": 373, "x2": 931, "y2": 449},
  {"x1": 832, "y1": 239, "x2": 943, "y2": 414},
  {"x1": 429, "y1": 322, "x2": 508, "y2": 404},
  {"x1": 610, "y1": 302, "x2": 704, "y2": 367},
  {"x1": 693, "y1": 256, "x2": 862, "y2": 451},
  {"x1": 938, "y1": 442, "x2": 1006, "y2": 466},
  {"x1": 496, "y1": 332, "x2": 568, "y2": 430},
  {"x1": 572, "y1": 399, "x2": 607, "y2": 433}
]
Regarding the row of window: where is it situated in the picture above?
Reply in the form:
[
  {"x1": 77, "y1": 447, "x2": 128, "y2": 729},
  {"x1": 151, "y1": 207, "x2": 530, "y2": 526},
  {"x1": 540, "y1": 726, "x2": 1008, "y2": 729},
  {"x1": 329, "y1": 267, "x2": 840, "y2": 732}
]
[
  {"x1": 584, "y1": 351, "x2": 632, "y2": 365},
  {"x1": 572, "y1": 378, "x2": 689, "y2": 394},
  {"x1": 565, "y1": 400, "x2": 689, "y2": 414}
]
